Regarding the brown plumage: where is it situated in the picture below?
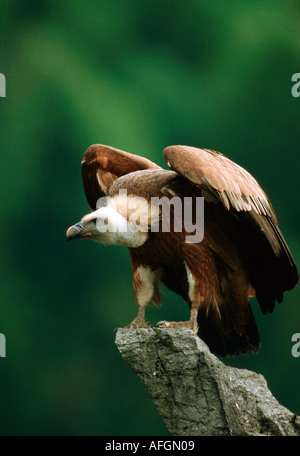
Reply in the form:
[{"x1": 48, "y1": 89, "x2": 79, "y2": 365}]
[{"x1": 66, "y1": 144, "x2": 299, "y2": 356}]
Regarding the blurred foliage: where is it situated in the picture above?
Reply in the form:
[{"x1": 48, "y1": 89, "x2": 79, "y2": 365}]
[{"x1": 0, "y1": 0, "x2": 299, "y2": 436}]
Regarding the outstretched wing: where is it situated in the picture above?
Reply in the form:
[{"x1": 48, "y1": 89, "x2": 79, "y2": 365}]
[
  {"x1": 163, "y1": 145, "x2": 298, "y2": 313},
  {"x1": 81, "y1": 144, "x2": 161, "y2": 210}
]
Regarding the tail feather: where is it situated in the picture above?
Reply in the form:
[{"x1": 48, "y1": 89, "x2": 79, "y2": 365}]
[
  {"x1": 237, "y1": 211, "x2": 299, "y2": 314},
  {"x1": 197, "y1": 305, "x2": 261, "y2": 357}
]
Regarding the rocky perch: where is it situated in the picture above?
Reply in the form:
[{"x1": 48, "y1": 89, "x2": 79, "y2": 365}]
[{"x1": 115, "y1": 328, "x2": 300, "y2": 436}]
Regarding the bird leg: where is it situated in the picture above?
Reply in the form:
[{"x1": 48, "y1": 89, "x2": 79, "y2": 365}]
[
  {"x1": 125, "y1": 305, "x2": 152, "y2": 329},
  {"x1": 127, "y1": 264, "x2": 162, "y2": 329},
  {"x1": 158, "y1": 305, "x2": 199, "y2": 333}
]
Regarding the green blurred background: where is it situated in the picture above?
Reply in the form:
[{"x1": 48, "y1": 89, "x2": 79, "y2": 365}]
[{"x1": 0, "y1": 0, "x2": 299, "y2": 436}]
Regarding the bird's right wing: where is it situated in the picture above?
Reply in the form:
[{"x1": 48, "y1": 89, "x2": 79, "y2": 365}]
[{"x1": 81, "y1": 144, "x2": 161, "y2": 210}]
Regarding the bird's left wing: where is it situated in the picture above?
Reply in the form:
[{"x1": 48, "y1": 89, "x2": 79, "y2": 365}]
[{"x1": 81, "y1": 144, "x2": 161, "y2": 210}]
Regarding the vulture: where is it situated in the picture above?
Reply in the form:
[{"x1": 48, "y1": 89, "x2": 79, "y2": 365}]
[{"x1": 66, "y1": 144, "x2": 298, "y2": 356}]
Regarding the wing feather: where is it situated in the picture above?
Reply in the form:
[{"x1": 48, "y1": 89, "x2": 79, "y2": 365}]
[
  {"x1": 163, "y1": 145, "x2": 298, "y2": 313},
  {"x1": 81, "y1": 144, "x2": 161, "y2": 210},
  {"x1": 163, "y1": 145, "x2": 275, "y2": 219}
]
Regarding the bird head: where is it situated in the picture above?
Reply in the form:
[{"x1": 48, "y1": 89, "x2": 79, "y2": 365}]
[{"x1": 66, "y1": 206, "x2": 148, "y2": 247}]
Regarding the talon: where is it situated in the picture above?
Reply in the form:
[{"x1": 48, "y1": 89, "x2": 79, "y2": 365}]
[
  {"x1": 125, "y1": 304, "x2": 152, "y2": 329},
  {"x1": 125, "y1": 318, "x2": 152, "y2": 329},
  {"x1": 156, "y1": 320, "x2": 167, "y2": 326},
  {"x1": 158, "y1": 320, "x2": 173, "y2": 328},
  {"x1": 158, "y1": 320, "x2": 198, "y2": 332}
]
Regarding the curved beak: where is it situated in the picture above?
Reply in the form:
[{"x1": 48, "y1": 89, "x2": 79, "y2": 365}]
[{"x1": 66, "y1": 222, "x2": 84, "y2": 241}]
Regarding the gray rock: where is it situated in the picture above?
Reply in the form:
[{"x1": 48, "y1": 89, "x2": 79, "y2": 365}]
[{"x1": 115, "y1": 328, "x2": 300, "y2": 436}]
